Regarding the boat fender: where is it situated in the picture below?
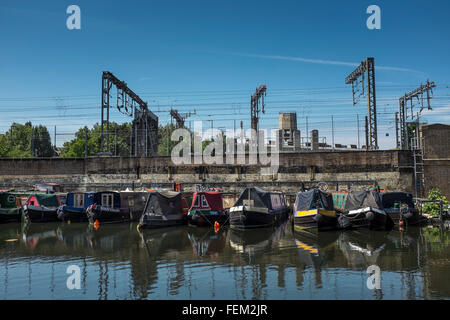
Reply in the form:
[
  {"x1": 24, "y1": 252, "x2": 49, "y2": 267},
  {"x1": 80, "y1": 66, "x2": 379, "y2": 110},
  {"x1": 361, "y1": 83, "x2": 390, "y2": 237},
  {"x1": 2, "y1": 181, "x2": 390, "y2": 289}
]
[
  {"x1": 312, "y1": 213, "x2": 323, "y2": 223},
  {"x1": 338, "y1": 215, "x2": 351, "y2": 229},
  {"x1": 365, "y1": 211, "x2": 375, "y2": 221}
]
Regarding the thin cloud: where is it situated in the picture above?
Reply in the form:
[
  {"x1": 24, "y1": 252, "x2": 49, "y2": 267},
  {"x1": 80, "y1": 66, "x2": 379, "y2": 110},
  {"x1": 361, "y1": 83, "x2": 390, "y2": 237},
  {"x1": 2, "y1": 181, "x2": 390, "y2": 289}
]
[{"x1": 226, "y1": 52, "x2": 423, "y2": 74}]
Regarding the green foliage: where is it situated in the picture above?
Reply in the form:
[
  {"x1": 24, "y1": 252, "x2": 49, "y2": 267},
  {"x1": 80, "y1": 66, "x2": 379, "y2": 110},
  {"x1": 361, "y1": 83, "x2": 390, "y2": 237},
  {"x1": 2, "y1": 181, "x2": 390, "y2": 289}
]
[
  {"x1": 32, "y1": 125, "x2": 54, "y2": 157},
  {"x1": 0, "y1": 122, "x2": 53, "y2": 158},
  {"x1": 158, "y1": 123, "x2": 177, "y2": 156},
  {"x1": 423, "y1": 188, "x2": 448, "y2": 217},
  {"x1": 60, "y1": 122, "x2": 132, "y2": 157},
  {"x1": 158, "y1": 124, "x2": 214, "y2": 157}
]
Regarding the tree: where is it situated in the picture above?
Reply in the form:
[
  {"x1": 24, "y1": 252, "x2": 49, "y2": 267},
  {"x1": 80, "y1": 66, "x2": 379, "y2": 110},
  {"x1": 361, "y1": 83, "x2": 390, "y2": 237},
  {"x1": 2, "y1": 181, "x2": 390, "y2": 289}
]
[
  {"x1": 31, "y1": 125, "x2": 54, "y2": 157},
  {"x1": 60, "y1": 122, "x2": 132, "y2": 157},
  {"x1": 0, "y1": 122, "x2": 54, "y2": 158}
]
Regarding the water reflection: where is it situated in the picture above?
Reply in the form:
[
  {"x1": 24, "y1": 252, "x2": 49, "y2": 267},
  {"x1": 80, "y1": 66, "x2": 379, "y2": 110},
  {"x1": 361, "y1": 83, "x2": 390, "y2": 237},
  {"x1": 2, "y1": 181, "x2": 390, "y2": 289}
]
[{"x1": 0, "y1": 221, "x2": 449, "y2": 299}]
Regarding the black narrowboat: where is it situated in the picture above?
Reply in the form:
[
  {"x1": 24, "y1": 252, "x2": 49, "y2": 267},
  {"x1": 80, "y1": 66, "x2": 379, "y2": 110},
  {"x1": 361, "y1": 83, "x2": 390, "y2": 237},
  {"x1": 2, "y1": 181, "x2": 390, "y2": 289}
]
[{"x1": 229, "y1": 187, "x2": 290, "y2": 229}]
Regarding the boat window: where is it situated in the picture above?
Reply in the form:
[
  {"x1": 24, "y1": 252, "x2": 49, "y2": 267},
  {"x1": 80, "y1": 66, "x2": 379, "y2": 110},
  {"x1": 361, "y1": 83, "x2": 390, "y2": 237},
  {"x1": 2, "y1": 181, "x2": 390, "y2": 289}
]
[
  {"x1": 74, "y1": 194, "x2": 84, "y2": 208},
  {"x1": 128, "y1": 196, "x2": 135, "y2": 207},
  {"x1": 102, "y1": 194, "x2": 114, "y2": 208},
  {"x1": 194, "y1": 195, "x2": 200, "y2": 207},
  {"x1": 270, "y1": 194, "x2": 282, "y2": 209},
  {"x1": 201, "y1": 195, "x2": 209, "y2": 208}
]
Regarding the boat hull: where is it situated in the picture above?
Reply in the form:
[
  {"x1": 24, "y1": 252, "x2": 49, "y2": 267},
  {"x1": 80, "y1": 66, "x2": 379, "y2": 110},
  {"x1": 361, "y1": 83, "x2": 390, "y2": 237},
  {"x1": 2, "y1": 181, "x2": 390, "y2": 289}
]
[
  {"x1": 339, "y1": 207, "x2": 388, "y2": 230},
  {"x1": 385, "y1": 208, "x2": 427, "y2": 226},
  {"x1": 138, "y1": 215, "x2": 187, "y2": 229},
  {"x1": 57, "y1": 206, "x2": 88, "y2": 222},
  {"x1": 87, "y1": 206, "x2": 130, "y2": 224},
  {"x1": 229, "y1": 207, "x2": 289, "y2": 229},
  {"x1": 23, "y1": 205, "x2": 59, "y2": 223},
  {"x1": 187, "y1": 210, "x2": 229, "y2": 227},
  {"x1": 0, "y1": 208, "x2": 23, "y2": 223},
  {"x1": 293, "y1": 209, "x2": 338, "y2": 232}
]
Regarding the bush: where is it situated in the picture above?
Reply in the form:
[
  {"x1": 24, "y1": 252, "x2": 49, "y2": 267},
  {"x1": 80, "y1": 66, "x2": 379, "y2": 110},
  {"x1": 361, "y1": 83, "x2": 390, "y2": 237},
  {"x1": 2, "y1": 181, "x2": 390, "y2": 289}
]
[{"x1": 423, "y1": 188, "x2": 449, "y2": 217}]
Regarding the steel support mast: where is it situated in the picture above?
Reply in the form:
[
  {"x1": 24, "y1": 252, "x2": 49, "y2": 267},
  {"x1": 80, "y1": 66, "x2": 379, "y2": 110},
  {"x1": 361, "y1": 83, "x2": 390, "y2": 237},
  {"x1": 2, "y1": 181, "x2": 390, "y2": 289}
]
[
  {"x1": 100, "y1": 71, "x2": 158, "y2": 156},
  {"x1": 345, "y1": 57, "x2": 378, "y2": 150},
  {"x1": 250, "y1": 84, "x2": 267, "y2": 143},
  {"x1": 397, "y1": 80, "x2": 436, "y2": 149}
]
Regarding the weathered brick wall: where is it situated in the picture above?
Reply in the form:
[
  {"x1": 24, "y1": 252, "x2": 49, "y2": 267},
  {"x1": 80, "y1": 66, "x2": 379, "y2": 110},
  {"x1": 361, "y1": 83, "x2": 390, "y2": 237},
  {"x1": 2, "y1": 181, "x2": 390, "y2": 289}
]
[
  {"x1": 421, "y1": 124, "x2": 450, "y2": 198},
  {"x1": 0, "y1": 150, "x2": 414, "y2": 194}
]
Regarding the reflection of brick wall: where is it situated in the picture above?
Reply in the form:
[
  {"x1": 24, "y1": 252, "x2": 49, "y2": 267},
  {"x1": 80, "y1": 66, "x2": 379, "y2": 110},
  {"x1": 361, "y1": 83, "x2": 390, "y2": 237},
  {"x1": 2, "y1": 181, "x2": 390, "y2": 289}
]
[{"x1": 421, "y1": 124, "x2": 450, "y2": 199}]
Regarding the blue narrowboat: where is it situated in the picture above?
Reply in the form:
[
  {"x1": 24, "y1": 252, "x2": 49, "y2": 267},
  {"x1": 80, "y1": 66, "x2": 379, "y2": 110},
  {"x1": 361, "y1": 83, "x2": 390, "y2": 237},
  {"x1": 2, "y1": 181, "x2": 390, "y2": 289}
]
[
  {"x1": 57, "y1": 192, "x2": 95, "y2": 222},
  {"x1": 86, "y1": 191, "x2": 130, "y2": 224}
]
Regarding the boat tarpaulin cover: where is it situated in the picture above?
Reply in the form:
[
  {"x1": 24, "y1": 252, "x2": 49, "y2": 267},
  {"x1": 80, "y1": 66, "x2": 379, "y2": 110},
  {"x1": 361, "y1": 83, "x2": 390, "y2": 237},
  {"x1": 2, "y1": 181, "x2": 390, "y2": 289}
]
[
  {"x1": 379, "y1": 192, "x2": 414, "y2": 208},
  {"x1": 191, "y1": 191, "x2": 224, "y2": 211},
  {"x1": 233, "y1": 187, "x2": 274, "y2": 209},
  {"x1": 344, "y1": 191, "x2": 384, "y2": 211},
  {"x1": 0, "y1": 192, "x2": 18, "y2": 209},
  {"x1": 120, "y1": 192, "x2": 150, "y2": 212},
  {"x1": 34, "y1": 193, "x2": 59, "y2": 207},
  {"x1": 144, "y1": 191, "x2": 182, "y2": 216},
  {"x1": 295, "y1": 189, "x2": 334, "y2": 211}
]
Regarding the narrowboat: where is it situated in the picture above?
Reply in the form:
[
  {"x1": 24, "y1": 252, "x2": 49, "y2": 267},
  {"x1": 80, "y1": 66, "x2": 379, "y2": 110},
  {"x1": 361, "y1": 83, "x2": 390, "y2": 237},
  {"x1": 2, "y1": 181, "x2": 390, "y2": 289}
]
[
  {"x1": 379, "y1": 192, "x2": 426, "y2": 226},
  {"x1": 229, "y1": 187, "x2": 290, "y2": 229},
  {"x1": 186, "y1": 191, "x2": 229, "y2": 227},
  {"x1": 338, "y1": 191, "x2": 393, "y2": 230},
  {"x1": 0, "y1": 192, "x2": 23, "y2": 223},
  {"x1": 23, "y1": 193, "x2": 61, "y2": 223},
  {"x1": 86, "y1": 191, "x2": 130, "y2": 224},
  {"x1": 292, "y1": 189, "x2": 338, "y2": 232},
  {"x1": 120, "y1": 191, "x2": 151, "y2": 221},
  {"x1": 138, "y1": 191, "x2": 187, "y2": 229},
  {"x1": 57, "y1": 192, "x2": 95, "y2": 222}
]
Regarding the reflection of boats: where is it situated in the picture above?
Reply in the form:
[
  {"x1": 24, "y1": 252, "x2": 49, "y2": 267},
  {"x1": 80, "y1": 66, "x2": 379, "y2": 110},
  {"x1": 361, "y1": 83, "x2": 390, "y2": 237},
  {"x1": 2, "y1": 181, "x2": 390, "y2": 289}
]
[
  {"x1": 138, "y1": 191, "x2": 186, "y2": 229},
  {"x1": 84, "y1": 223, "x2": 140, "y2": 252},
  {"x1": 293, "y1": 229, "x2": 340, "y2": 266},
  {"x1": 23, "y1": 193, "x2": 61, "y2": 223},
  {"x1": 186, "y1": 191, "x2": 229, "y2": 227},
  {"x1": 21, "y1": 223, "x2": 59, "y2": 250},
  {"x1": 0, "y1": 192, "x2": 23, "y2": 223},
  {"x1": 337, "y1": 231, "x2": 388, "y2": 267},
  {"x1": 229, "y1": 221, "x2": 287, "y2": 260},
  {"x1": 292, "y1": 189, "x2": 338, "y2": 232},
  {"x1": 338, "y1": 191, "x2": 392, "y2": 230},
  {"x1": 139, "y1": 227, "x2": 190, "y2": 257},
  {"x1": 379, "y1": 192, "x2": 427, "y2": 226},
  {"x1": 229, "y1": 188, "x2": 290, "y2": 229},
  {"x1": 187, "y1": 227, "x2": 227, "y2": 257}
]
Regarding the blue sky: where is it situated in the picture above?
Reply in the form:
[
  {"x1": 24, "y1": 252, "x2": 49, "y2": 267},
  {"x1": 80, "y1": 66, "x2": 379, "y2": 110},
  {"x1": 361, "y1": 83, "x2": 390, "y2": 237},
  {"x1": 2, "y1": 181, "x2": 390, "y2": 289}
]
[{"x1": 0, "y1": 0, "x2": 449, "y2": 148}]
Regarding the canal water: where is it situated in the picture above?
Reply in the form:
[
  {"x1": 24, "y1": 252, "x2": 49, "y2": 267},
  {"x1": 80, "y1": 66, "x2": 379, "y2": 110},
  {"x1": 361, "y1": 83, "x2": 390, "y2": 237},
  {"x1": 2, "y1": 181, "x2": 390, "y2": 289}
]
[{"x1": 0, "y1": 221, "x2": 449, "y2": 300}]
